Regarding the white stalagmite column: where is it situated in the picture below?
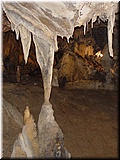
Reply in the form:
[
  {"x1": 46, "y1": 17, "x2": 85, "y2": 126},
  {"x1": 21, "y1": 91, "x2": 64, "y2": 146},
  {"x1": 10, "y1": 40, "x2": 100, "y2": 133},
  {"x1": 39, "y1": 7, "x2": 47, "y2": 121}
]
[
  {"x1": 33, "y1": 35, "x2": 71, "y2": 158},
  {"x1": 33, "y1": 33, "x2": 71, "y2": 157}
]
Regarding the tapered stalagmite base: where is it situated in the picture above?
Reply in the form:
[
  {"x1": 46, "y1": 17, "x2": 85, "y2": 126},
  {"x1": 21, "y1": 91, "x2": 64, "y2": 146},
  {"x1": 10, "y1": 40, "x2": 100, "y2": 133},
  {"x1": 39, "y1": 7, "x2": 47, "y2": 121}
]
[
  {"x1": 11, "y1": 105, "x2": 71, "y2": 158},
  {"x1": 11, "y1": 106, "x2": 39, "y2": 158},
  {"x1": 38, "y1": 103, "x2": 71, "y2": 158}
]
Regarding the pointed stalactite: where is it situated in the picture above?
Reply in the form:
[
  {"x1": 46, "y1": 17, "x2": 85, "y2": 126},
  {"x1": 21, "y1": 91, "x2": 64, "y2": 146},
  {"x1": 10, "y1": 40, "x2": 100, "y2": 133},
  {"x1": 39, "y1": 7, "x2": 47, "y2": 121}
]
[
  {"x1": 14, "y1": 26, "x2": 20, "y2": 40},
  {"x1": 84, "y1": 22, "x2": 86, "y2": 35},
  {"x1": 18, "y1": 25, "x2": 31, "y2": 64},
  {"x1": 107, "y1": 12, "x2": 116, "y2": 57}
]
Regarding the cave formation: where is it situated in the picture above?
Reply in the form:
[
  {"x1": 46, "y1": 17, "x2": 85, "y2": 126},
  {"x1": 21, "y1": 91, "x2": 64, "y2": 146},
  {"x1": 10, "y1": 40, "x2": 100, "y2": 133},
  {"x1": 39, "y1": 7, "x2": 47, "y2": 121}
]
[
  {"x1": 3, "y1": 11, "x2": 119, "y2": 90},
  {"x1": 2, "y1": 1, "x2": 119, "y2": 158}
]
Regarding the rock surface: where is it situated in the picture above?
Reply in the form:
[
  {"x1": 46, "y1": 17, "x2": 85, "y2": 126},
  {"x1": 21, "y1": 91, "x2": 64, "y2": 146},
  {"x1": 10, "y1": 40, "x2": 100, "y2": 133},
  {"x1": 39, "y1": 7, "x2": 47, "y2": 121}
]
[
  {"x1": 10, "y1": 104, "x2": 71, "y2": 158},
  {"x1": 11, "y1": 106, "x2": 39, "y2": 158},
  {"x1": 38, "y1": 103, "x2": 71, "y2": 158},
  {"x1": 2, "y1": 81, "x2": 118, "y2": 158}
]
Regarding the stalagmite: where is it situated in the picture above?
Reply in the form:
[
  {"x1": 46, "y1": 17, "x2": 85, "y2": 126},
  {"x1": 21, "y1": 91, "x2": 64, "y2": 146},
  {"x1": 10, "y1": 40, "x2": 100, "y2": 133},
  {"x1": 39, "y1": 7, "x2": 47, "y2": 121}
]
[
  {"x1": 11, "y1": 105, "x2": 71, "y2": 158},
  {"x1": 11, "y1": 106, "x2": 39, "y2": 158},
  {"x1": 2, "y1": 1, "x2": 118, "y2": 158},
  {"x1": 38, "y1": 103, "x2": 71, "y2": 158}
]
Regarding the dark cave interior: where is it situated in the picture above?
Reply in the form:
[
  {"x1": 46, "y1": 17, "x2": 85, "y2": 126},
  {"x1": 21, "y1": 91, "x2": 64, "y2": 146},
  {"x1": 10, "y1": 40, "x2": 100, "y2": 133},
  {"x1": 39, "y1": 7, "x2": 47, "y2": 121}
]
[{"x1": 2, "y1": 11, "x2": 119, "y2": 90}]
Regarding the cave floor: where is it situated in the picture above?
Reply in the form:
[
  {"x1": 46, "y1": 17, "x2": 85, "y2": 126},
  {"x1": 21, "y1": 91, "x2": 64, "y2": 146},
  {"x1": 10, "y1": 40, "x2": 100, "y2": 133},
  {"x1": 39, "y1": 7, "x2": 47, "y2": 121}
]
[{"x1": 2, "y1": 75, "x2": 119, "y2": 158}]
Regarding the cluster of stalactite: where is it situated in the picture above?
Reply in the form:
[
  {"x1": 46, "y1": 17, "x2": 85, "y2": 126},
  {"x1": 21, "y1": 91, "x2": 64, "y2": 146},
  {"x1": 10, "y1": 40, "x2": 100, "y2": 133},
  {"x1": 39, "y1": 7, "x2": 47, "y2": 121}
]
[
  {"x1": 2, "y1": 11, "x2": 119, "y2": 89},
  {"x1": 3, "y1": 30, "x2": 41, "y2": 82},
  {"x1": 53, "y1": 20, "x2": 118, "y2": 89},
  {"x1": 2, "y1": 2, "x2": 119, "y2": 158}
]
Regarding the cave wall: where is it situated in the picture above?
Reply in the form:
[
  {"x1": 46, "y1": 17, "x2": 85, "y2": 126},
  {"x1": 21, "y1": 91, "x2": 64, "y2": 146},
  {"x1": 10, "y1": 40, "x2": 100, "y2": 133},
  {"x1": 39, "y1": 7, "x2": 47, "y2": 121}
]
[
  {"x1": 54, "y1": 16, "x2": 119, "y2": 90},
  {"x1": 2, "y1": 11, "x2": 119, "y2": 90}
]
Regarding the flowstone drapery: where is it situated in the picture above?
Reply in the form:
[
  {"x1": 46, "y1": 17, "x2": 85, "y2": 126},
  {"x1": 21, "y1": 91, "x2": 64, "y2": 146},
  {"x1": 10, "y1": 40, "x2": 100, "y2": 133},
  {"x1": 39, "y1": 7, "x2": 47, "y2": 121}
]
[{"x1": 2, "y1": 1, "x2": 118, "y2": 158}]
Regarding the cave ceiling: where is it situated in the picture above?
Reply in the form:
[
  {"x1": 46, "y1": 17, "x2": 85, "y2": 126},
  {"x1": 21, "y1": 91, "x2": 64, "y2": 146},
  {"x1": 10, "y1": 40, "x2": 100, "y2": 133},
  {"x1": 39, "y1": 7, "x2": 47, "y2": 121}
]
[
  {"x1": 2, "y1": 2, "x2": 118, "y2": 60},
  {"x1": 2, "y1": 1, "x2": 119, "y2": 101}
]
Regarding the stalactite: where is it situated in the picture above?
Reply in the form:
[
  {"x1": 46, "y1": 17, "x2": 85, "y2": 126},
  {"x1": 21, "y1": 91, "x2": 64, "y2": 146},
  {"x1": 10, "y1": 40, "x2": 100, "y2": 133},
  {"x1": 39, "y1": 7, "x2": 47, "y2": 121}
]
[
  {"x1": 91, "y1": 18, "x2": 93, "y2": 28},
  {"x1": 11, "y1": 22, "x2": 15, "y2": 32},
  {"x1": 2, "y1": 2, "x2": 118, "y2": 158},
  {"x1": 107, "y1": 11, "x2": 116, "y2": 57},
  {"x1": 18, "y1": 25, "x2": 31, "y2": 64},
  {"x1": 33, "y1": 35, "x2": 54, "y2": 103},
  {"x1": 2, "y1": 2, "x2": 118, "y2": 59},
  {"x1": 14, "y1": 26, "x2": 19, "y2": 40},
  {"x1": 84, "y1": 22, "x2": 86, "y2": 35}
]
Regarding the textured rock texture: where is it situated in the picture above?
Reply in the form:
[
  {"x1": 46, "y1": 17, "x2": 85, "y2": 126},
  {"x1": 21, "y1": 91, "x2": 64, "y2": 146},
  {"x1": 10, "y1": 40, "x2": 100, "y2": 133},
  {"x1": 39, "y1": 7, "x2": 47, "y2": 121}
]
[
  {"x1": 38, "y1": 103, "x2": 71, "y2": 158},
  {"x1": 11, "y1": 106, "x2": 39, "y2": 158},
  {"x1": 11, "y1": 105, "x2": 71, "y2": 158}
]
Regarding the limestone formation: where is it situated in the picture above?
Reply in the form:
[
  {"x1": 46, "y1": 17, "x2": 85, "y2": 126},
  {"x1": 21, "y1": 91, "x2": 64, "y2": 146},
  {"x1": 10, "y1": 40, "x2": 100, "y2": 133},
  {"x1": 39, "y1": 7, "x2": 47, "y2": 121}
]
[
  {"x1": 11, "y1": 105, "x2": 71, "y2": 158},
  {"x1": 38, "y1": 103, "x2": 71, "y2": 158},
  {"x1": 11, "y1": 106, "x2": 40, "y2": 158},
  {"x1": 1, "y1": 1, "x2": 119, "y2": 158}
]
